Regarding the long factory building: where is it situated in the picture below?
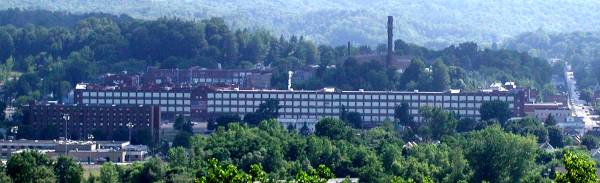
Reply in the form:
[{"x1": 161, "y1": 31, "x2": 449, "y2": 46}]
[{"x1": 74, "y1": 83, "x2": 526, "y2": 127}]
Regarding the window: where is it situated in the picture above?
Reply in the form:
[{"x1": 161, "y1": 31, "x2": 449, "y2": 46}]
[
  {"x1": 468, "y1": 96, "x2": 474, "y2": 101},
  {"x1": 83, "y1": 92, "x2": 89, "y2": 97},
  {"x1": 452, "y1": 96, "x2": 459, "y2": 101},
  {"x1": 176, "y1": 93, "x2": 183, "y2": 98},
  {"x1": 183, "y1": 93, "x2": 190, "y2": 98}
]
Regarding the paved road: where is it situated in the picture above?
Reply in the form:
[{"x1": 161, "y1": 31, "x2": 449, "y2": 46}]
[{"x1": 564, "y1": 63, "x2": 597, "y2": 131}]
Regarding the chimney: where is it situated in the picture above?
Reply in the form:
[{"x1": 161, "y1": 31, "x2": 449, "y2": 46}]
[
  {"x1": 387, "y1": 16, "x2": 394, "y2": 64},
  {"x1": 347, "y1": 41, "x2": 351, "y2": 56}
]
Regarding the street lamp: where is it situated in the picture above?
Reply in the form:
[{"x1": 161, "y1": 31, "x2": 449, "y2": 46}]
[
  {"x1": 63, "y1": 114, "x2": 70, "y2": 156},
  {"x1": 126, "y1": 122, "x2": 134, "y2": 143},
  {"x1": 87, "y1": 134, "x2": 94, "y2": 164},
  {"x1": 10, "y1": 126, "x2": 18, "y2": 139}
]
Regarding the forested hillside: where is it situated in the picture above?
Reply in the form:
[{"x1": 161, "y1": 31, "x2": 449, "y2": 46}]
[
  {"x1": 0, "y1": 9, "x2": 552, "y2": 106},
  {"x1": 4, "y1": 0, "x2": 600, "y2": 47},
  {"x1": 504, "y1": 31, "x2": 600, "y2": 101}
]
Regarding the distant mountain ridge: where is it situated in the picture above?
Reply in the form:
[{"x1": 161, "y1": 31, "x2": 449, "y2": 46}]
[{"x1": 3, "y1": 0, "x2": 600, "y2": 48}]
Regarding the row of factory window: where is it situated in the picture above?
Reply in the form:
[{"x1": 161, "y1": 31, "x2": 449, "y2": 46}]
[
  {"x1": 192, "y1": 78, "x2": 242, "y2": 84},
  {"x1": 40, "y1": 117, "x2": 151, "y2": 122},
  {"x1": 82, "y1": 91, "x2": 191, "y2": 98},
  {"x1": 32, "y1": 107, "x2": 149, "y2": 112},
  {"x1": 82, "y1": 99, "x2": 191, "y2": 105},
  {"x1": 207, "y1": 106, "x2": 482, "y2": 116},
  {"x1": 189, "y1": 71, "x2": 254, "y2": 77},
  {"x1": 41, "y1": 122, "x2": 152, "y2": 127},
  {"x1": 33, "y1": 112, "x2": 150, "y2": 116},
  {"x1": 208, "y1": 100, "x2": 515, "y2": 109},
  {"x1": 208, "y1": 92, "x2": 515, "y2": 102},
  {"x1": 159, "y1": 106, "x2": 191, "y2": 112}
]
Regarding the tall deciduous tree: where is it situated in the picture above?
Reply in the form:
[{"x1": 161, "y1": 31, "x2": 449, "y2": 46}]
[
  {"x1": 54, "y1": 156, "x2": 83, "y2": 183},
  {"x1": 244, "y1": 99, "x2": 280, "y2": 125},
  {"x1": 555, "y1": 151, "x2": 598, "y2": 183},
  {"x1": 479, "y1": 100, "x2": 511, "y2": 125},
  {"x1": 399, "y1": 58, "x2": 426, "y2": 90},
  {"x1": 418, "y1": 106, "x2": 458, "y2": 140},
  {"x1": 99, "y1": 163, "x2": 119, "y2": 183},
  {"x1": 394, "y1": 103, "x2": 413, "y2": 128},
  {"x1": 6, "y1": 151, "x2": 56, "y2": 183},
  {"x1": 459, "y1": 125, "x2": 540, "y2": 182},
  {"x1": 431, "y1": 60, "x2": 450, "y2": 91},
  {"x1": 314, "y1": 117, "x2": 351, "y2": 140},
  {"x1": 545, "y1": 114, "x2": 557, "y2": 126}
]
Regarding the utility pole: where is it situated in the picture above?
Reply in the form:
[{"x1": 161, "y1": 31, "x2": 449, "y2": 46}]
[
  {"x1": 87, "y1": 134, "x2": 94, "y2": 164},
  {"x1": 126, "y1": 122, "x2": 134, "y2": 143},
  {"x1": 62, "y1": 114, "x2": 70, "y2": 156}
]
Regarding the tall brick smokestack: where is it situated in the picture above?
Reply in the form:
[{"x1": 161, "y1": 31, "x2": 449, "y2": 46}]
[
  {"x1": 387, "y1": 16, "x2": 394, "y2": 65},
  {"x1": 347, "y1": 41, "x2": 351, "y2": 56}
]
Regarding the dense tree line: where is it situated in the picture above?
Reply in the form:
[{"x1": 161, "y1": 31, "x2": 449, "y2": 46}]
[
  {"x1": 5, "y1": 1, "x2": 600, "y2": 48},
  {"x1": 298, "y1": 40, "x2": 551, "y2": 91},
  {"x1": 0, "y1": 9, "x2": 552, "y2": 104},
  {"x1": 505, "y1": 30, "x2": 600, "y2": 103},
  {"x1": 1, "y1": 107, "x2": 597, "y2": 182}
]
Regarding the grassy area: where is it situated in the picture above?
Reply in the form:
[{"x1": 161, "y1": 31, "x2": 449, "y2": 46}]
[{"x1": 82, "y1": 164, "x2": 101, "y2": 179}]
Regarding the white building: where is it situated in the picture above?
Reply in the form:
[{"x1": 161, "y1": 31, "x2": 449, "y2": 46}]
[{"x1": 206, "y1": 88, "x2": 525, "y2": 128}]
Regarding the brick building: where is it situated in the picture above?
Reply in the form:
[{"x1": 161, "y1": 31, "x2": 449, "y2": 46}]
[
  {"x1": 73, "y1": 83, "x2": 526, "y2": 128},
  {"x1": 73, "y1": 83, "x2": 211, "y2": 121},
  {"x1": 23, "y1": 103, "x2": 160, "y2": 143},
  {"x1": 142, "y1": 67, "x2": 272, "y2": 89}
]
